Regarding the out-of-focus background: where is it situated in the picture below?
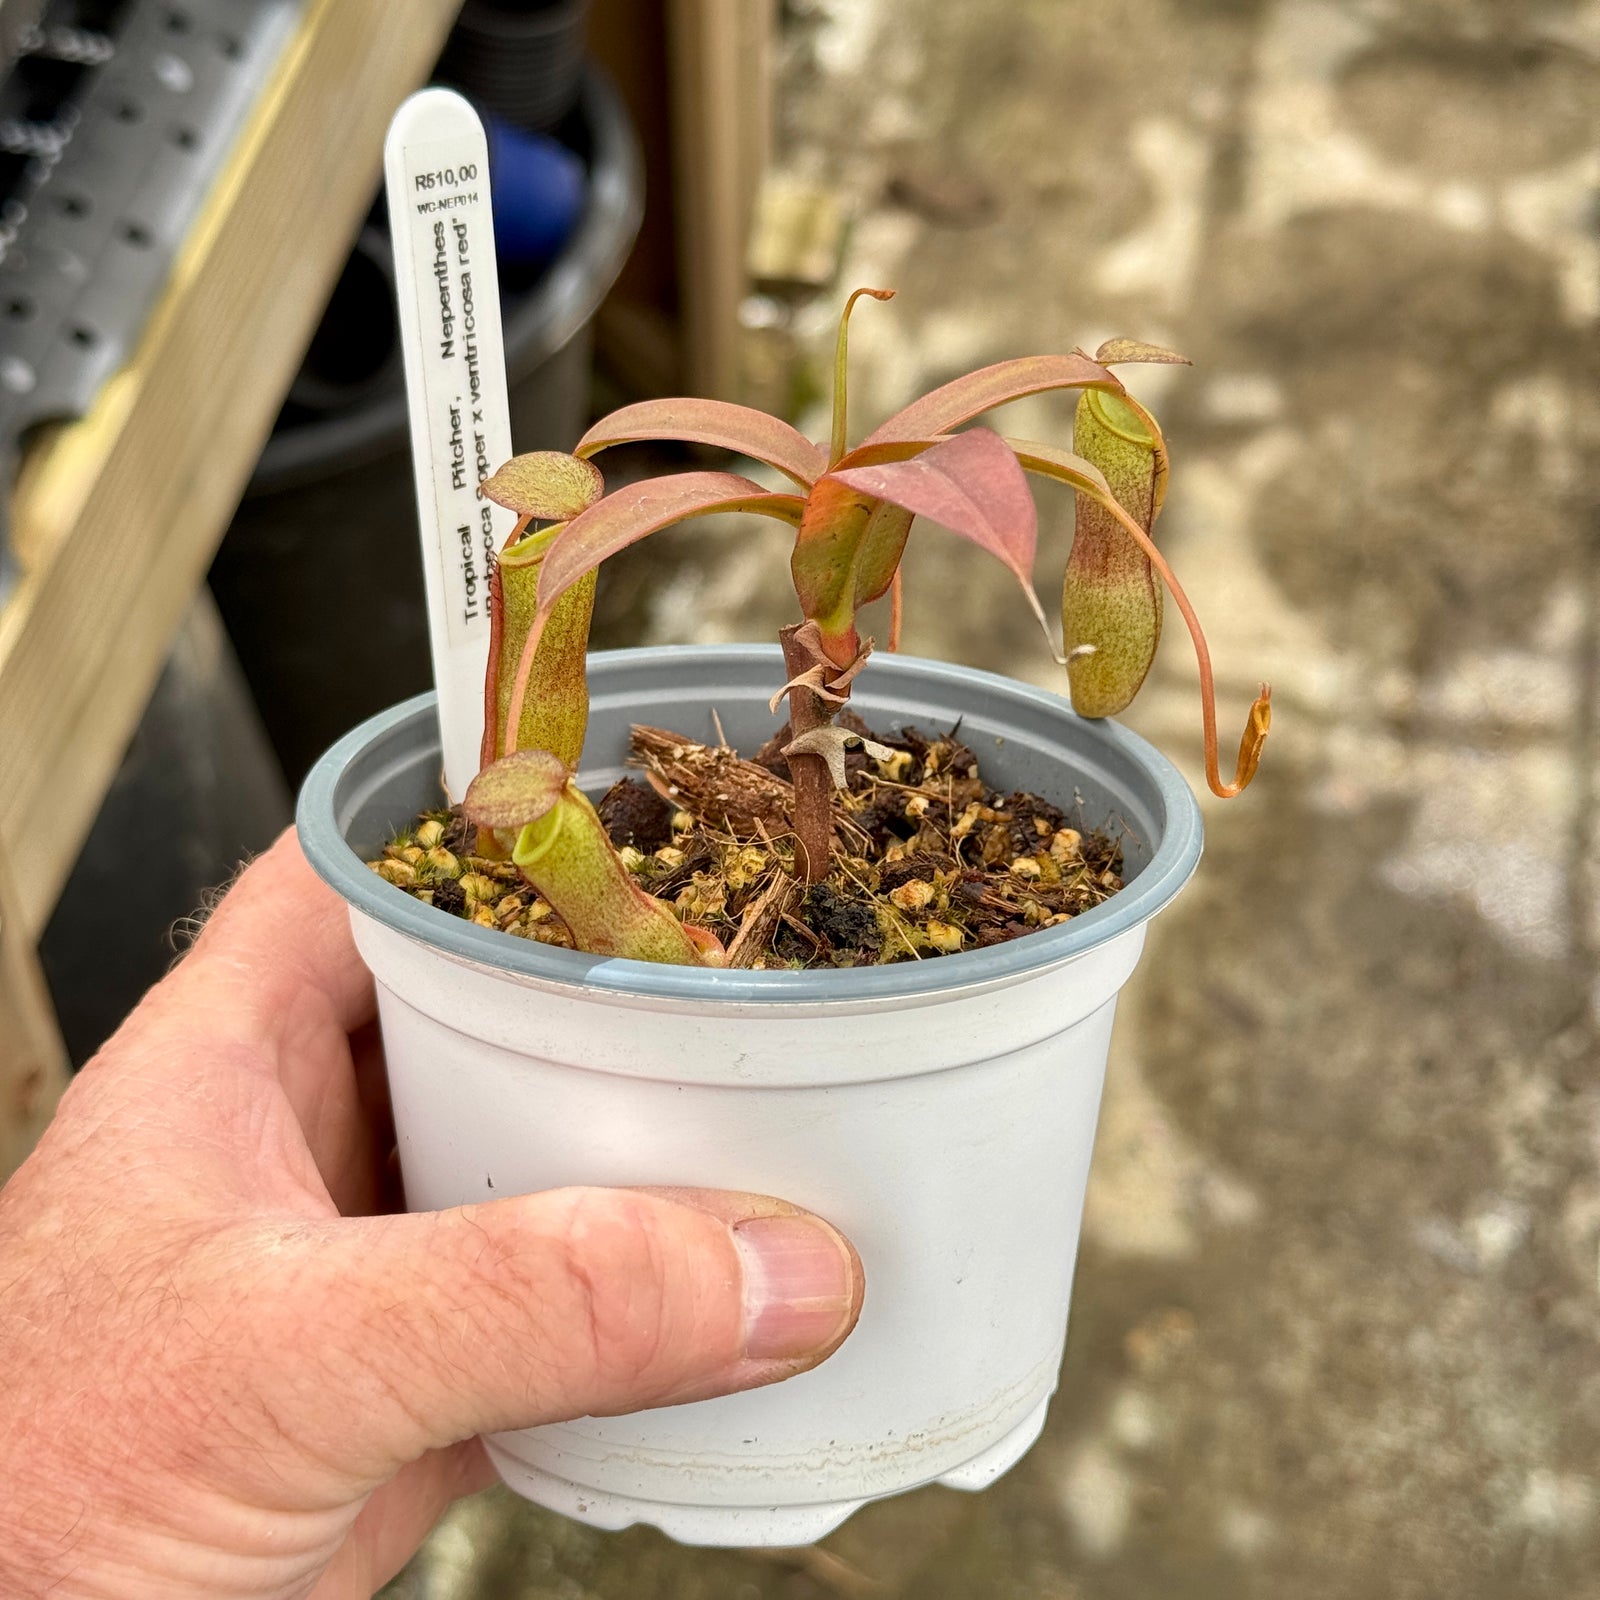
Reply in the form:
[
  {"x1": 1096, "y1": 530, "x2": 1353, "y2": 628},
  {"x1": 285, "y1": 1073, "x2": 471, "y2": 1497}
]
[{"x1": 4, "y1": 0, "x2": 1598, "y2": 1593}]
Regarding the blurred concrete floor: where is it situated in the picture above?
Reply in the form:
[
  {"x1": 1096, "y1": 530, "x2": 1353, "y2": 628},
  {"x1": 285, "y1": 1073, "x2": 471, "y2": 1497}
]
[{"x1": 385, "y1": 0, "x2": 1600, "y2": 1594}]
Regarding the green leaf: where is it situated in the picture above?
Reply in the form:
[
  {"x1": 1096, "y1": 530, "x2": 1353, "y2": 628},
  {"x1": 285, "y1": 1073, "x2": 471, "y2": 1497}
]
[
  {"x1": 576, "y1": 399, "x2": 828, "y2": 488},
  {"x1": 481, "y1": 452, "x2": 605, "y2": 520},
  {"x1": 788, "y1": 476, "x2": 911, "y2": 662},
  {"x1": 861, "y1": 352, "x2": 1121, "y2": 447},
  {"x1": 851, "y1": 500, "x2": 915, "y2": 615}
]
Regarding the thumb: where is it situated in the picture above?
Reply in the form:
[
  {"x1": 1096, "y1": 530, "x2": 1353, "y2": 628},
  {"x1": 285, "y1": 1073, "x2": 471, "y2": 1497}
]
[{"x1": 278, "y1": 1186, "x2": 863, "y2": 1485}]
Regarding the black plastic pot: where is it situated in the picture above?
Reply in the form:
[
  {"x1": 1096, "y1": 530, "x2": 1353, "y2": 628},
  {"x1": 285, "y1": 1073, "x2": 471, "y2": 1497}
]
[
  {"x1": 284, "y1": 225, "x2": 401, "y2": 414},
  {"x1": 435, "y1": 0, "x2": 592, "y2": 133}
]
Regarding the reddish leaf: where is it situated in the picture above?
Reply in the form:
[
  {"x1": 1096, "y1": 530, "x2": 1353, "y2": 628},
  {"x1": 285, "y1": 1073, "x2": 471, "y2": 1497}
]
[
  {"x1": 535, "y1": 472, "x2": 807, "y2": 614},
  {"x1": 503, "y1": 474, "x2": 806, "y2": 751},
  {"x1": 1005, "y1": 437, "x2": 1113, "y2": 498},
  {"x1": 830, "y1": 428, "x2": 1059, "y2": 653},
  {"x1": 829, "y1": 427, "x2": 1038, "y2": 592},
  {"x1": 830, "y1": 437, "x2": 945, "y2": 471},
  {"x1": 575, "y1": 399, "x2": 828, "y2": 487},
  {"x1": 861, "y1": 353, "x2": 1121, "y2": 446}
]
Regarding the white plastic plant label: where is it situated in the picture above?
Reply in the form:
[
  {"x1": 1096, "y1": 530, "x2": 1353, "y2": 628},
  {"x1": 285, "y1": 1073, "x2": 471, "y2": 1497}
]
[{"x1": 385, "y1": 89, "x2": 516, "y2": 799}]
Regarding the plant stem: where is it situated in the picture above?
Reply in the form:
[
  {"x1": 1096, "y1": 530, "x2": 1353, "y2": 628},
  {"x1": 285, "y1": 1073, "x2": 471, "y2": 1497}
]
[{"x1": 779, "y1": 622, "x2": 836, "y2": 883}]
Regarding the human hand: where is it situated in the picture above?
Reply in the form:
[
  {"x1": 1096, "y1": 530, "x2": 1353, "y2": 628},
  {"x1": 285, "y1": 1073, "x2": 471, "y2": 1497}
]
[{"x1": 0, "y1": 833, "x2": 863, "y2": 1599}]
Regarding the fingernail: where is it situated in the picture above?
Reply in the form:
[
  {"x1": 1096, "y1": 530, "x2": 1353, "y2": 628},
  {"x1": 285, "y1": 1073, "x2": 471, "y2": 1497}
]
[{"x1": 733, "y1": 1214, "x2": 860, "y2": 1361}]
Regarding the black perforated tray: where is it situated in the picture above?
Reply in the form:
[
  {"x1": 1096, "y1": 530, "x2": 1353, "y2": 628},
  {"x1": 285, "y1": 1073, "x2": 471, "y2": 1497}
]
[{"x1": 0, "y1": 0, "x2": 296, "y2": 593}]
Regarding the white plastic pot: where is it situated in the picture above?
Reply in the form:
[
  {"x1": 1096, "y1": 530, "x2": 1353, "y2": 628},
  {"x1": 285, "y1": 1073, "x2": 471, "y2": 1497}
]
[{"x1": 297, "y1": 646, "x2": 1202, "y2": 1547}]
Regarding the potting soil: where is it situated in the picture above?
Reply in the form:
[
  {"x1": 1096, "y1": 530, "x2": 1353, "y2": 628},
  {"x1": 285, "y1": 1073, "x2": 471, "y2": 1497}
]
[{"x1": 368, "y1": 717, "x2": 1123, "y2": 969}]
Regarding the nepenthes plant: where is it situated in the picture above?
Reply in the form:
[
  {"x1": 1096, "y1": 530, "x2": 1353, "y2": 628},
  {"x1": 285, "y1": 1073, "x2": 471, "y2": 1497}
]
[{"x1": 453, "y1": 288, "x2": 1271, "y2": 966}]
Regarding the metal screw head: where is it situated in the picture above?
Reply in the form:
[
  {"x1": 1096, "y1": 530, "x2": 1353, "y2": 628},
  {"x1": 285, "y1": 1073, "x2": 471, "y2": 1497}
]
[{"x1": 152, "y1": 52, "x2": 194, "y2": 94}]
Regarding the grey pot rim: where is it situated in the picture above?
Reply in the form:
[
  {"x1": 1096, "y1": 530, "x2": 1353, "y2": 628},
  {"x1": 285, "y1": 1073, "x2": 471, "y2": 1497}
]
[{"x1": 296, "y1": 646, "x2": 1204, "y2": 1005}]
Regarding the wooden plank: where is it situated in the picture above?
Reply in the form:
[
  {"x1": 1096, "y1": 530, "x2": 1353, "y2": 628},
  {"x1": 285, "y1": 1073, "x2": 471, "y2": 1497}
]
[
  {"x1": 0, "y1": 0, "x2": 463, "y2": 941},
  {"x1": 666, "y1": 0, "x2": 773, "y2": 399},
  {"x1": 0, "y1": 847, "x2": 68, "y2": 1183}
]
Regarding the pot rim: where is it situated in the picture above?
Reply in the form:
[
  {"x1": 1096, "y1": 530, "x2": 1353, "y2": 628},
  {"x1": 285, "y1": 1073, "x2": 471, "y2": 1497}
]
[{"x1": 296, "y1": 646, "x2": 1203, "y2": 1005}]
